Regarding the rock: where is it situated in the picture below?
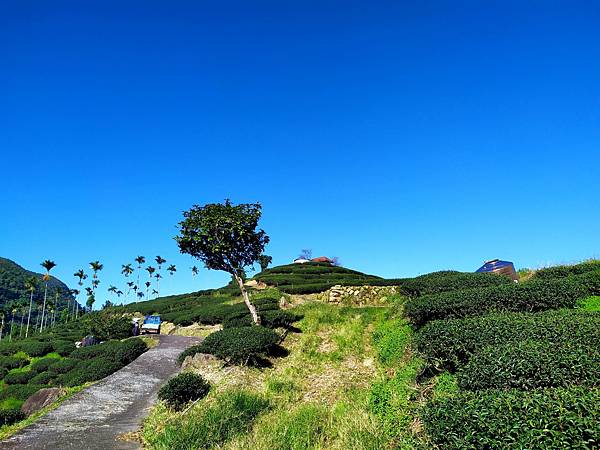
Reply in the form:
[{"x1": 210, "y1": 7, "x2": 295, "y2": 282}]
[
  {"x1": 21, "y1": 387, "x2": 66, "y2": 416},
  {"x1": 181, "y1": 352, "x2": 220, "y2": 371}
]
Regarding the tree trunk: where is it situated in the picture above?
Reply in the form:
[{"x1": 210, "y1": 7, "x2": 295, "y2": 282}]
[
  {"x1": 9, "y1": 316, "x2": 14, "y2": 341},
  {"x1": 19, "y1": 314, "x2": 24, "y2": 338},
  {"x1": 234, "y1": 274, "x2": 260, "y2": 325},
  {"x1": 26, "y1": 290, "x2": 34, "y2": 338},
  {"x1": 40, "y1": 282, "x2": 48, "y2": 332}
]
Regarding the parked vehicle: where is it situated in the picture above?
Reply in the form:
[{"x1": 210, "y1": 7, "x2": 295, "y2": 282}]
[{"x1": 141, "y1": 315, "x2": 161, "y2": 334}]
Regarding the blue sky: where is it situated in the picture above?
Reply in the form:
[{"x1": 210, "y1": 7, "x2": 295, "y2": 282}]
[{"x1": 1, "y1": 1, "x2": 599, "y2": 303}]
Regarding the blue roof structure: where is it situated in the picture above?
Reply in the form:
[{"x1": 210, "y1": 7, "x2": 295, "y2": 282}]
[{"x1": 476, "y1": 259, "x2": 515, "y2": 273}]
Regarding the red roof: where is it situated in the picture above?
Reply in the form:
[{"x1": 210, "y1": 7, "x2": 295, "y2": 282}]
[{"x1": 311, "y1": 256, "x2": 333, "y2": 263}]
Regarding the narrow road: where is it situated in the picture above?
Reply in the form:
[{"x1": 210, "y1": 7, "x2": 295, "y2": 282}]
[{"x1": 2, "y1": 335, "x2": 200, "y2": 450}]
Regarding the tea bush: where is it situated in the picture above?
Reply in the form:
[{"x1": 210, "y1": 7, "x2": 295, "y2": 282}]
[
  {"x1": 532, "y1": 260, "x2": 600, "y2": 280},
  {"x1": 57, "y1": 357, "x2": 123, "y2": 387},
  {"x1": 182, "y1": 327, "x2": 280, "y2": 365},
  {"x1": 30, "y1": 371, "x2": 56, "y2": 385},
  {"x1": 48, "y1": 358, "x2": 78, "y2": 374},
  {"x1": 0, "y1": 407, "x2": 26, "y2": 425},
  {"x1": 30, "y1": 357, "x2": 59, "y2": 374},
  {"x1": 51, "y1": 340, "x2": 76, "y2": 356},
  {"x1": 398, "y1": 270, "x2": 513, "y2": 297},
  {"x1": 158, "y1": 372, "x2": 210, "y2": 410},
  {"x1": 4, "y1": 370, "x2": 36, "y2": 385},
  {"x1": 0, "y1": 356, "x2": 28, "y2": 371},
  {"x1": 457, "y1": 340, "x2": 600, "y2": 391},
  {"x1": 406, "y1": 278, "x2": 586, "y2": 327},
  {"x1": 0, "y1": 384, "x2": 46, "y2": 401},
  {"x1": 70, "y1": 338, "x2": 147, "y2": 365},
  {"x1": 415, "y1": 310, "x2": 600, "y2": 370},
  {"x1": 423, "y1": 387, "x2": 600, "y2": 449},
  {"x1": 19, "y1": 341, "x2": 53, "y2": 357}
]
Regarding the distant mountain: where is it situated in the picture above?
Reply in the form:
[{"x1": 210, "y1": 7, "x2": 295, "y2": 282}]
[{"x1": 0, "y1": 257, "x2": 75, "y2": 311}]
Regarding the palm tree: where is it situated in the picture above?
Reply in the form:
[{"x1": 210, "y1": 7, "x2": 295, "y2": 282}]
[
  {"x1": 154, "y1": 256, "x2": 166, "y2": 297},
  {"x1": 108, "y1": 285, "x2": 118, "y2": 302},
  {"x1": 85, "y1": 287, "x2": 95, "y2": 312},
  {"x1": 191, "y1": 266, "x2": 199, "y2": 278},
  {"x1": 116, "y1": 290, "x2": 124, "y2": 306},
  {"x1": 144, "y1": 281, "x2": 151, "y2": 301},
  {"x1": 167, "y1": 264, "x2": 177, "y2": 275},
  {"x1": 8, "y1": 302, "x2": 17, "y2": 341},
  {"x1": 145, "y1": 266, "x2": 155, "y2": 299},
  {"x1": 39, "y1": 260, "x2": 56, "y2": 332},
  {"x1": 24, "y1": 276, "x2": 38, "y2": 338},
  {"x1": 121, "y1": 263, "x2": 134, "y2": 303},
  {"x1": 135, "y1": 256, "x2": 146, "y2": 294},
  {"x1": 137, "y1": 291, "x2": 144, "y2": 301},
  {"x1": 89, "y1": 261, "x2": 103, "y2": 294},
  {"x1": 74, "y1": 269, "x2": 87, "y2": 320},
  {"x1": 70, "y1": 289, "x2": 80, "y2": 322}
]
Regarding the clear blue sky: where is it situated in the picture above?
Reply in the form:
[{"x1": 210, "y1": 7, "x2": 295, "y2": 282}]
[{"x1": 1, "y1": 1, "x2": 599, "y2": 303}]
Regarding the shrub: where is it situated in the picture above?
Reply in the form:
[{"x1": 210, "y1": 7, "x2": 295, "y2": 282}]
[
  {"x1": 0, "y1": 367, "x2": 7, "y2": 380},
  {"x1": 158, "y1": 372, "x2": 210, "y2": 410},
  {"x1": 82, "y1": 311, "x2": 132, "y2": 341},
  {"x1": 30, "y1": 357, "x2": 59, "y2": 374},
  {"x1": 222, "y1": 312, "x2": 254, "y2": 329},
  {"x1": 260, "y1": 310, "x2": 302, "y2": 329},
  {"x1": 0, "y1": 384, "x2": 45, "y2": 401},
  {"x1": 30, "y1": 371, "x2": 57, "y2": 385},
  {"x1": 19, "y1": 341, "x2": 53, "y2": 357},
  {"x1": 57, "y1": 357, "x2": 123, "y2": 387},
  {"x1": 4, "y1": 370, "x2": 36, "y2": 385},
  {"x1": 0, "y1": 356, "x2": 29, "y2": 371},
  {"x1": 70, "y1": 338, "x2": 147, "y2": 365},
  {"x1": 532, "y1": 260, "x2": 600, "y2": 280},
  {"x1": 457, "y1": 341, "x2": 600, "y2": 391},
  {"x1": 422, "y1": 387, "x2": 600, "y2": 449},
  {"x1": 48, "y1": 358, "x2": 79, "y2": 374},
  {"x1": 187, "y1": 327, "x2": 280, "y2": 365},
  {"x1": 415, "y1": 310, "x2": 600, "y2": 371},
  {"x1": 51, "y1": 340, "x2": 76, "y2": 356},
  {"x1": 177, "y1": 344, "x2": 205, "y2": 364},
  {"x1": 0, "y1": 343, "x2": 19, "y2": 356},
  {"x1": 398, "y1": 270, "x2": 512, "y2": 297},
  {"x1": 406, "y1": 278, "x2": 586, "y2": 327},
  {"x1": 0, "y1": 408, "x2": 26, "y2": 425},
  {"x1": 103, "y1": 338, "x2": 147, "y2": 365}
]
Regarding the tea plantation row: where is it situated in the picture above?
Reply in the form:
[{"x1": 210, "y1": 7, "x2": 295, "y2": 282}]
[
  {"x1": 0, "y1": 315, "x2": 148, "y2": 427},
  {"x1": 406, "y1": 261, "x2": 600, "y2": 448}
]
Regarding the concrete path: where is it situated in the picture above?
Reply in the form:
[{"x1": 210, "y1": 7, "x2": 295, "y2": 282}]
[{"x1": 1, "y1": 335, "x2": 200, "y2": 450}]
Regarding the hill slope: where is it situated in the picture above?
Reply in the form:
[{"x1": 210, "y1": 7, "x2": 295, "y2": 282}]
[
  {"x1": 0, "y1": 257, "x2": 74, "y2": 310},
  {"x1": 252, "y1": 262, "x2": 382, "y2": 294}
]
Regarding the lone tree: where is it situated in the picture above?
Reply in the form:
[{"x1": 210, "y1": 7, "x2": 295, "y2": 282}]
[
  {"x1": 257, "y1": 254, "x2": 272, "y2": 272},
  {"x1": 175, "y1": 200, "x2": 269, "y2": 325}
]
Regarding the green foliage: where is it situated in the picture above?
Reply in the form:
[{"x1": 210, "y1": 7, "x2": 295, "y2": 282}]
[
  {"x1": 48, "y1": 358, "x2": 78, "y2": 374},
  {"x1": 158, "y1": 372, "x2": 210, "y2": 410},
  {"x1": 19, "y1": 341, "x2": 53, "y2": 357},
  {"x1": 580, "y1": 296, "x2": 600, "y2": 312},
  {"x1": 57, "y1": 357, "x2": 123, "y2": 387},
  {"x1": 457, "y1": 340, "x2": 600, "y2": 391},
  {"x1": 423, "y1": 387, "x2": 600, "y2": 449},
  {"x1": 397, "y1": 270, "x2": 513, "y2": 297},
  {"x1": 4, "y1": 370, "x2": 36, "y2": 385},
  {"x1": 30, "y1": 357, "x2": 58, "y2": 374},
  {"x1": 405, "y1": 278, "x2": 586, "y2": 327},
  {"x1": 371, "y1": 318, "x2": 411, "y2": 366},
  {"x1": 222, "y1": 308, "x2": 302, "y2": 330},
  {"x1": 70, "y1": 338, "x2": 147, "y2": 365},
  {"x1": 0, "y1": 384, "x2": 45, "y2": 401},
  {"x1": 175, "y1": 200, "x2": 269, "y2": 276},
  {"x1": 145, "y1": 389, "x2": 269, "y2": 449},
  {"x1": 182, "y1": 327, "x2": 280, "y2": 365},
  {"x1": 532, "y1": 260, "x2": 600, "y2": 280},
  {"x1": 0, "y1": 407, "x2": 26, "y2": 426},
  {"x1": 82, "y1": 311, "x2": 131, "y2": 341},
  {"x1": 29, "y1": 371, "x2": 56, "y2": 385},
  {"x1": 51, "y1": 339, "x2": 76, "y2": 356},
  {"x1": 0, "y1": 356, "x2": 28, "y2": 371},
  {"x1": 415, "y1": 309, "x2": 600, "y2": 371}
]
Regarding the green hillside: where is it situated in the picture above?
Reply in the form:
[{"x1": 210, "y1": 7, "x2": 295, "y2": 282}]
[
  {"x1": 252, "y1": 262, "x2": 382, "y2": 293},
  {"x1": 0, "y1": 257, "x2": 74, "y2": 311}
]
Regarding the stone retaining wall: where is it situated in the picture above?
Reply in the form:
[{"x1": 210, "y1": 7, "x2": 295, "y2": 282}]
[{"x1": 327, "y1": 285, "x2": 400, "y2": 306}]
